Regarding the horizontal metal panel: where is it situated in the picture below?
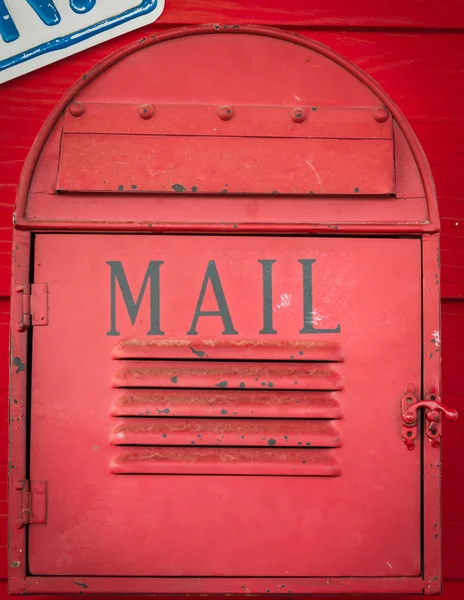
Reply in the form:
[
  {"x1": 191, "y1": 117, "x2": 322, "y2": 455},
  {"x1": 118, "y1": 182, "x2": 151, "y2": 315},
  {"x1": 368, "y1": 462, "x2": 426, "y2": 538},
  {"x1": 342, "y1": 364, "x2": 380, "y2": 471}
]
[
  {"x1": 57, "y1": 134, "x2": 394, "y2": 196},
  {"x1": 112, "y1": 338, "x2": 344, "y2": 362},
  {"x1": 110, "y1": 417, "x2": 341, "y2": 448},
  {"x1": 111, "y1": 389, "x2": 343, "y2": 419},
  {"x1": 110, "y1": 447, "x2": 341, "y2": 476},
  {"x1": 112, "y1": 360, "x2": 343, "y2": 390},
  {"x1": 63, "y1": 103, "x2": 393, "y2": 140}
]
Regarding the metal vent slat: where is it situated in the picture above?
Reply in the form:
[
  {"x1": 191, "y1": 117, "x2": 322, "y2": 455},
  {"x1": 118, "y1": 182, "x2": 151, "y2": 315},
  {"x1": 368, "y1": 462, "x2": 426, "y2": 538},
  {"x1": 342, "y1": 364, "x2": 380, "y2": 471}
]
[
  {"x1": 111, "y1": 389, "x2": 343, "y2": 419},
  {"x1": 110, "y1": 340, "x2": 344, "y2": 477},
  {"x1": 110, "y1": 417, "x2": 341, "y2": 447},
  {"x1": 112, "y1": 360, "x2": 342, "y2": 390},
  {"x1": 113, "y1": 339, "x2": 343, "y2": 362},
  {"x1": 110, "y1": 448, "x2": 341, "y2": 477}
]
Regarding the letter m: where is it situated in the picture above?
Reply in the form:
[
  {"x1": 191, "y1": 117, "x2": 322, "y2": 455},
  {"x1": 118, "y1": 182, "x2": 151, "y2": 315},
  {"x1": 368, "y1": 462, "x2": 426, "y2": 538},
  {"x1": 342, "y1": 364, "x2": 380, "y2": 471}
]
[{"x1": 107, "y1": 261, "x2": 164, "y2": 336}]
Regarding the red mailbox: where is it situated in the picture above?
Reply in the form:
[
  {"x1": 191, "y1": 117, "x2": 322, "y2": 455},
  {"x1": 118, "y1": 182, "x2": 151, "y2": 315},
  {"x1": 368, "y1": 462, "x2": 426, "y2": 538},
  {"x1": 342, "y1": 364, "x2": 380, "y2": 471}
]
[{"x1": 9, "y1": 25, "x2": 457, "y2": 596}]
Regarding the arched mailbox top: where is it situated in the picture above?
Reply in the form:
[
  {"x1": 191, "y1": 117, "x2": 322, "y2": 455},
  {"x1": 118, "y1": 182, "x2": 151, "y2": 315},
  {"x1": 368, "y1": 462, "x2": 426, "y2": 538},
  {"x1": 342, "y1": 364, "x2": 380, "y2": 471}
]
[{"x1": 15, "y1": 24, "x2": 439, "y2": 233}]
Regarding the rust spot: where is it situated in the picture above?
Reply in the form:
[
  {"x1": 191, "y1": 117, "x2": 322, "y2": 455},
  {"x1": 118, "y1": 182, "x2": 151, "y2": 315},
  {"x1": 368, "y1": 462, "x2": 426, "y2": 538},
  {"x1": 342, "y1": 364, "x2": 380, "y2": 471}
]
[
  {"x1": 74, "y1": 582, "x2": 88, "y2": 589},
  {"x1": 118, "y1": 364, "x2": 337, "y2": 379},
  {"x1": 115, "y1": 338, "x2": 341, "y2": 351},
  {"x1": 171, "y1": 184, "x2": 186, "y2": 193}
]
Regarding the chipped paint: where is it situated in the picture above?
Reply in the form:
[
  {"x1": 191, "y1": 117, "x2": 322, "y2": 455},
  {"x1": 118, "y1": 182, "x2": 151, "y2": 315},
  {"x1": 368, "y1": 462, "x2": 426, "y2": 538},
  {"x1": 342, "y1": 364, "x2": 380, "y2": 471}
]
[
  {"x1": 74, "y1": 582, "x2": 88, "y2": 589},
  {"x1": 189, "y1": 346, "x2": 205, "y2": 358},
  {"x1": 275, "y1": 292, "x2": 293, "y2": 311},
  {"x1": 311, "y1": 310, "x2": 324, "y2": 325},
  {"x1": 431, "y1": 330, "x2": 441, "y2": 347},
  {"x1": 12, "y1": 357, "x2": 25, "y2": 374}
]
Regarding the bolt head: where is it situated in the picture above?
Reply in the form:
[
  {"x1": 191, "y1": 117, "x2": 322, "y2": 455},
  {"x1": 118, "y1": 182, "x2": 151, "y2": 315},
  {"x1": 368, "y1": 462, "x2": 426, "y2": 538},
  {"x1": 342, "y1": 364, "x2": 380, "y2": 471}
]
[
  {"x1": 403, "y1": 412, "x2": 416, "y2": 424},
  {"x1": 291, "y1": 107, "x2": 307, "y2": 123},
  {"x1": 217, "y1": 105, "x2": 234, "y2": 121},
  {"x1": 374, "y1": 108, "x2": 389, "y2": 123},
  {"x1": 138, "y1": 104, "x2": 155, "y2": 120},
  {"x1": 69, "y1": 101, "x2": 85, "y2": 117}
]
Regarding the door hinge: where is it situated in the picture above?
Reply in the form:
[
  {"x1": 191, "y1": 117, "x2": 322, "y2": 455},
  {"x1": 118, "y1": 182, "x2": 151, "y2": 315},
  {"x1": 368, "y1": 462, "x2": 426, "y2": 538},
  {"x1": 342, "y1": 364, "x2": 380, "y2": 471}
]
[
  {"x1": 15, "y1": 283, "x2": 48, "y2": 332},
  {"x1": 15, "y1": 480, "x2": 47, "y2": 529}
]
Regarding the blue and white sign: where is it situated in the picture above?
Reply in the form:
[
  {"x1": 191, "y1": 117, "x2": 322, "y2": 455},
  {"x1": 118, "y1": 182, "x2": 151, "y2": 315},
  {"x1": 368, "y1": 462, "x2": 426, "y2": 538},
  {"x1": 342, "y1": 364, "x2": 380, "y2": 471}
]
[{"x1": 0, "y1": 0, "x2": 165, "y2": 83}]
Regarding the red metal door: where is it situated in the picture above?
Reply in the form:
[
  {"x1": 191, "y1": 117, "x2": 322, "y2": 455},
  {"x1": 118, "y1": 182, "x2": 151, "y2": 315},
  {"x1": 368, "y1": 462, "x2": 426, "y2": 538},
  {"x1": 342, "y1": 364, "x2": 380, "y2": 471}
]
[{"x1": 29, "y1": 234, "x2": 421, "y2": 577}]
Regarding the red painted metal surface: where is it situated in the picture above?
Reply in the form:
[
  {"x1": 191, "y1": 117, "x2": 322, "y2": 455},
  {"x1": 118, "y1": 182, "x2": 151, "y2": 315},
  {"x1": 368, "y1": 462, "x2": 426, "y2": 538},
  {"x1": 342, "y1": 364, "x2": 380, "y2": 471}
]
[
  {"x1": 25, "y1": 234, "x2": 422, "y2": 581},
  {"x1": 6, "y1": 22, "x2": 456, "y2": 595},
  {"x1": 0, "y1": 1, "x2": 462, "y2": 597}
]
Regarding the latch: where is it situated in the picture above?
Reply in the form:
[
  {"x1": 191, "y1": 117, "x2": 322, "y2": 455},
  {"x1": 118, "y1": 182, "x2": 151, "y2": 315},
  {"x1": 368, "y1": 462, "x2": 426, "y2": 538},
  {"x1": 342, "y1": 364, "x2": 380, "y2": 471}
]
[
  {"x1": 15, "y1": 283, "x2": 48, "y2": 332},
  {"x1": 401, "y1": 385, "x2": 458, "y2": 450},
  {"x1": 15, "y1": 480, "x2": 47, "y2": 529}
]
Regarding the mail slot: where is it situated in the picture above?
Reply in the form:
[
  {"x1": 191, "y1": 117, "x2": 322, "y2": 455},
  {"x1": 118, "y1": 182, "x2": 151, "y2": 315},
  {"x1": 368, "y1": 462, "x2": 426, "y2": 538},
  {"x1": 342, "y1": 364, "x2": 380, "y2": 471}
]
[{"x1": 9, "y1": 25, "x2": 457, "y2": 596}]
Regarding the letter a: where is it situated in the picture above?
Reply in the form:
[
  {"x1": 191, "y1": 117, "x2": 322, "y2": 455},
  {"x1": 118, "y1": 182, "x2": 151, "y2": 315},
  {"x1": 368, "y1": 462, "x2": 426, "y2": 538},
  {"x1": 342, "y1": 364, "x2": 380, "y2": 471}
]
[{"x1": 187, "y1": 261, "x2": 238, "y2": 335}]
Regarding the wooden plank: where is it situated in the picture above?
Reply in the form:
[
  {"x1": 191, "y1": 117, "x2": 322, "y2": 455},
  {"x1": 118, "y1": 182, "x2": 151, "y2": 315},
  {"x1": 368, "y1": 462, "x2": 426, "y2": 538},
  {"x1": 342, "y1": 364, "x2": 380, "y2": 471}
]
[
  {"x1": 0, "y1": 300, "x2": 9, "y2": 392},
  {"x1": 441, "y1": 301, "x2": 464, "y2": 579},
  {"x1": 155, "y1": 0, "x2": 464, "y2": 30}
]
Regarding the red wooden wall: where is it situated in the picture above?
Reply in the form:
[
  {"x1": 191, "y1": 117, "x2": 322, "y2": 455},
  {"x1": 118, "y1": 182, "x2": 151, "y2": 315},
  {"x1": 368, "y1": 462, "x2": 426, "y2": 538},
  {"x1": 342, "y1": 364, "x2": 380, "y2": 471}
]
[{"x1": 0, "y1": 1, "x2": 463, "y2": 597}]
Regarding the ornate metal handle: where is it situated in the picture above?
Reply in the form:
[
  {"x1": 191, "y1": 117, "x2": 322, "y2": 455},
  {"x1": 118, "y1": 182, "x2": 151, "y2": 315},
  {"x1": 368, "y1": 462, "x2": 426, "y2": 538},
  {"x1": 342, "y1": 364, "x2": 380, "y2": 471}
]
[
  {"x1": 401, "y1": 388, "x2": 458, "y2": 450},
  {"x1": 403, "y1": 399, "x2": 458, "y2": 425}
]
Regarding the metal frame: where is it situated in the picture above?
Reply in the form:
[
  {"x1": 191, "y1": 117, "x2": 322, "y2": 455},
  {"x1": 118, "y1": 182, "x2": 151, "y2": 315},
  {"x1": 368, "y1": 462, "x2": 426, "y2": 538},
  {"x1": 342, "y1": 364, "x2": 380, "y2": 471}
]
[{"x1": 9, "y1": 24, "x2": 442, "y2": 596}]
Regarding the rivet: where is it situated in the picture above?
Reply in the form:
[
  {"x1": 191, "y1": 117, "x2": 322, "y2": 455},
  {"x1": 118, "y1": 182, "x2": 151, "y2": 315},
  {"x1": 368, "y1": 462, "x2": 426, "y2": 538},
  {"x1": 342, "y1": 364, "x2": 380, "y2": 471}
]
[
  {"x1": 291, "y1": 107, "x2": 307, "y2": 123},
  {"x1": 138, "y1": 104, "x2": 155, "y2": 120},
  {"x1": 69, "y1": 101, "x2": 85, "y2": 117},
  {"x1": 374, "y1": 108, "x2": 389, "y2": 123},
  {"x1": 217, "y1": 105, "x2": 234, "y2": 121}
]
